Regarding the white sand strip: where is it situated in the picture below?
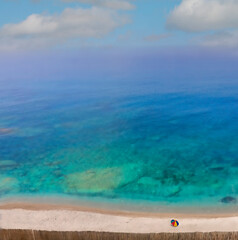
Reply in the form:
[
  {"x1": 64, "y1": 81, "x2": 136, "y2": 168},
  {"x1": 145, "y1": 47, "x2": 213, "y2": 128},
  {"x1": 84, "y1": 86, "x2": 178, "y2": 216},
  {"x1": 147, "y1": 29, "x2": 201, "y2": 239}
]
[{"x1": 0, "y1": 209, "x2": 238, "y2": 233}]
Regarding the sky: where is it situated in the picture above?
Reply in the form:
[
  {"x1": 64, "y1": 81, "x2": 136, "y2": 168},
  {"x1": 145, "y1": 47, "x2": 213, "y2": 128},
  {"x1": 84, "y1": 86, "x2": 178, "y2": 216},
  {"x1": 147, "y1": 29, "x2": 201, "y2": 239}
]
[{"x1": 1, "y1": 0, "x2": 238, "y2": 52}]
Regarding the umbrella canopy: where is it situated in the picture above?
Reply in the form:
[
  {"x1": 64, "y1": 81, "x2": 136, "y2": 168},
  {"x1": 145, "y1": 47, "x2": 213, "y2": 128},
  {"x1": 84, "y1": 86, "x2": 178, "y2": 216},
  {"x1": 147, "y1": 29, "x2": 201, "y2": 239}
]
[{"x1": 171, "y1": 219, "x2": 179, "y2": 227}]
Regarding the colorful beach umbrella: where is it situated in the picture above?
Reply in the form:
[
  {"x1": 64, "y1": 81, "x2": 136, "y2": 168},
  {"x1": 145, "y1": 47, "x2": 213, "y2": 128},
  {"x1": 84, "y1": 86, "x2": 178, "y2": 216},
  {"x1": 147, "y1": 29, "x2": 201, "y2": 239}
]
[{"x1": 171, "y1": 219, "x2": 179, "y2": 227}]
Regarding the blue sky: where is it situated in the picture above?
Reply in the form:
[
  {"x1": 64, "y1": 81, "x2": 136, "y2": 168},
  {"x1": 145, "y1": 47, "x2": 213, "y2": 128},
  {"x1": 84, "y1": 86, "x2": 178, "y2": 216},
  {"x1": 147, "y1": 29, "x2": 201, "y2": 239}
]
[{"x1": 0, "y1": 0, "x2": 238, "y2": 52}]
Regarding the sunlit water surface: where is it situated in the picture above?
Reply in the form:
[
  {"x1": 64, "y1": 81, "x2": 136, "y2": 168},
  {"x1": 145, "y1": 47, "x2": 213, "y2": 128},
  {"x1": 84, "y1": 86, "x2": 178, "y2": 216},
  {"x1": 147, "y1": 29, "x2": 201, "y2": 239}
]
[{"x1": 0, "y1": 74, "x2": 238, "y2": 213}]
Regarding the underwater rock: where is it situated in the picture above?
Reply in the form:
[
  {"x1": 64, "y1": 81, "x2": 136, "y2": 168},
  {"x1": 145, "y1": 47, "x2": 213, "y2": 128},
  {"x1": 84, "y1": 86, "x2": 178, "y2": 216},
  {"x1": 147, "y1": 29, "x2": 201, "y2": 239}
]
[
  {"x1": 65, "y1": 167, "x2": 123, "y2": 193},
  {"x1": 0, "y1": 160, "x2": 18, "y2": 170},
  {"x1": 53, "y1": 170, "x2": 63, "y2": 177},
  {"x1": 44, "y1": 160, "x2": 62, "y2": 167},
  {"x1": 210, "y1": 167, "x2": 224, "y2": 171},
  {"x1": 0, "y1": 128, "x2": 14, "y2": 136},
  {"x1": 221, "y1": 196, "x2": 237, "y2": 204},
  {"x1": 137, "y1": 177, "x2": 157, "y2": 186},
  {"x1": 0, "y1": 175, "x2": 19, "y2": 193},
  {"x1": 64, "y1": 164, "x2": 140, "y2": 194},
  {"x1": 0, "y1": 127, "x2": 44, "y2": 137},
  {"x1": 167, "y1": 186, "x2": 182, "y2": 197}
]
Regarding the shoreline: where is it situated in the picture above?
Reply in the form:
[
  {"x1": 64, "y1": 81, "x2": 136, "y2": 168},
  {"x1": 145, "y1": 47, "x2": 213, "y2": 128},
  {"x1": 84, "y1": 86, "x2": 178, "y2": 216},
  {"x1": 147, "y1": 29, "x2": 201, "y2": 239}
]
[
  {"x1": 0, "y1": 195, "x2": 238, "y2": 218},
  {"x1": 0, "y1": 201, "x2": 238, "y2": 218},
  {"x1": 0, "y1": 201, "x2": 238, "y2": 233}
]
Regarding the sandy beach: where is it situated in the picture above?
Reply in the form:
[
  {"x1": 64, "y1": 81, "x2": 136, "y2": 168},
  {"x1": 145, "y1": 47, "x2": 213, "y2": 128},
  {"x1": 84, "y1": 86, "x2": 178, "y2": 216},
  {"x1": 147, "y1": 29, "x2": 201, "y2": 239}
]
[{"x1": 0, "y1": 203, "x2": 238, "y2": 233}]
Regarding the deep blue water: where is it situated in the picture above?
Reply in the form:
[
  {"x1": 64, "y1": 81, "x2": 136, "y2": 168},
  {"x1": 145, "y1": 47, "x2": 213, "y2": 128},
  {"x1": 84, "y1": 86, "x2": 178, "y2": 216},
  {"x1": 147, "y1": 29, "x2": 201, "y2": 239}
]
[{"x1": 0, "y1": 64, "x2": 238, "y2": 212}]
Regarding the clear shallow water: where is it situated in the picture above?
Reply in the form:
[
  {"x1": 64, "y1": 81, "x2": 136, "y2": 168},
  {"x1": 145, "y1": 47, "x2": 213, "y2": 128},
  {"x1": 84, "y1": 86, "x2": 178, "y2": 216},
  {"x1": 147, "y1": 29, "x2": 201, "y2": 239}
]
[{"x1": 0, "y1": 76, "x2": 238, "y2": 212}]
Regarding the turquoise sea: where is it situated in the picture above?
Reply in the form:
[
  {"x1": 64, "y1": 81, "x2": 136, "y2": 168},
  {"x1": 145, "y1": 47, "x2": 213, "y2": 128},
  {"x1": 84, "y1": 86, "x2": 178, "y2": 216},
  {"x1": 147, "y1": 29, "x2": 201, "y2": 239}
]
[{"x1": 0, "y1": 52, "x2": 238, "y2": 213}]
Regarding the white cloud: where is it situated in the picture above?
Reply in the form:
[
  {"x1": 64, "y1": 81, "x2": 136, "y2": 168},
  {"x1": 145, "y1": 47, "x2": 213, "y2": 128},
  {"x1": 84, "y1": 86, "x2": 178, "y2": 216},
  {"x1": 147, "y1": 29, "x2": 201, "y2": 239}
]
[
  {"x1": 167, "y1": 0, "x2": 238, "y2": 32},
  {"x1": 62, "y1": 0, "x2": 135, "y2": 10},
  {"x1": 202, "y1": 30, "x2": 238, "y2": 47},
  {"x1": 0, "y1": 7, "x2": 129, "y2": 51}
]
